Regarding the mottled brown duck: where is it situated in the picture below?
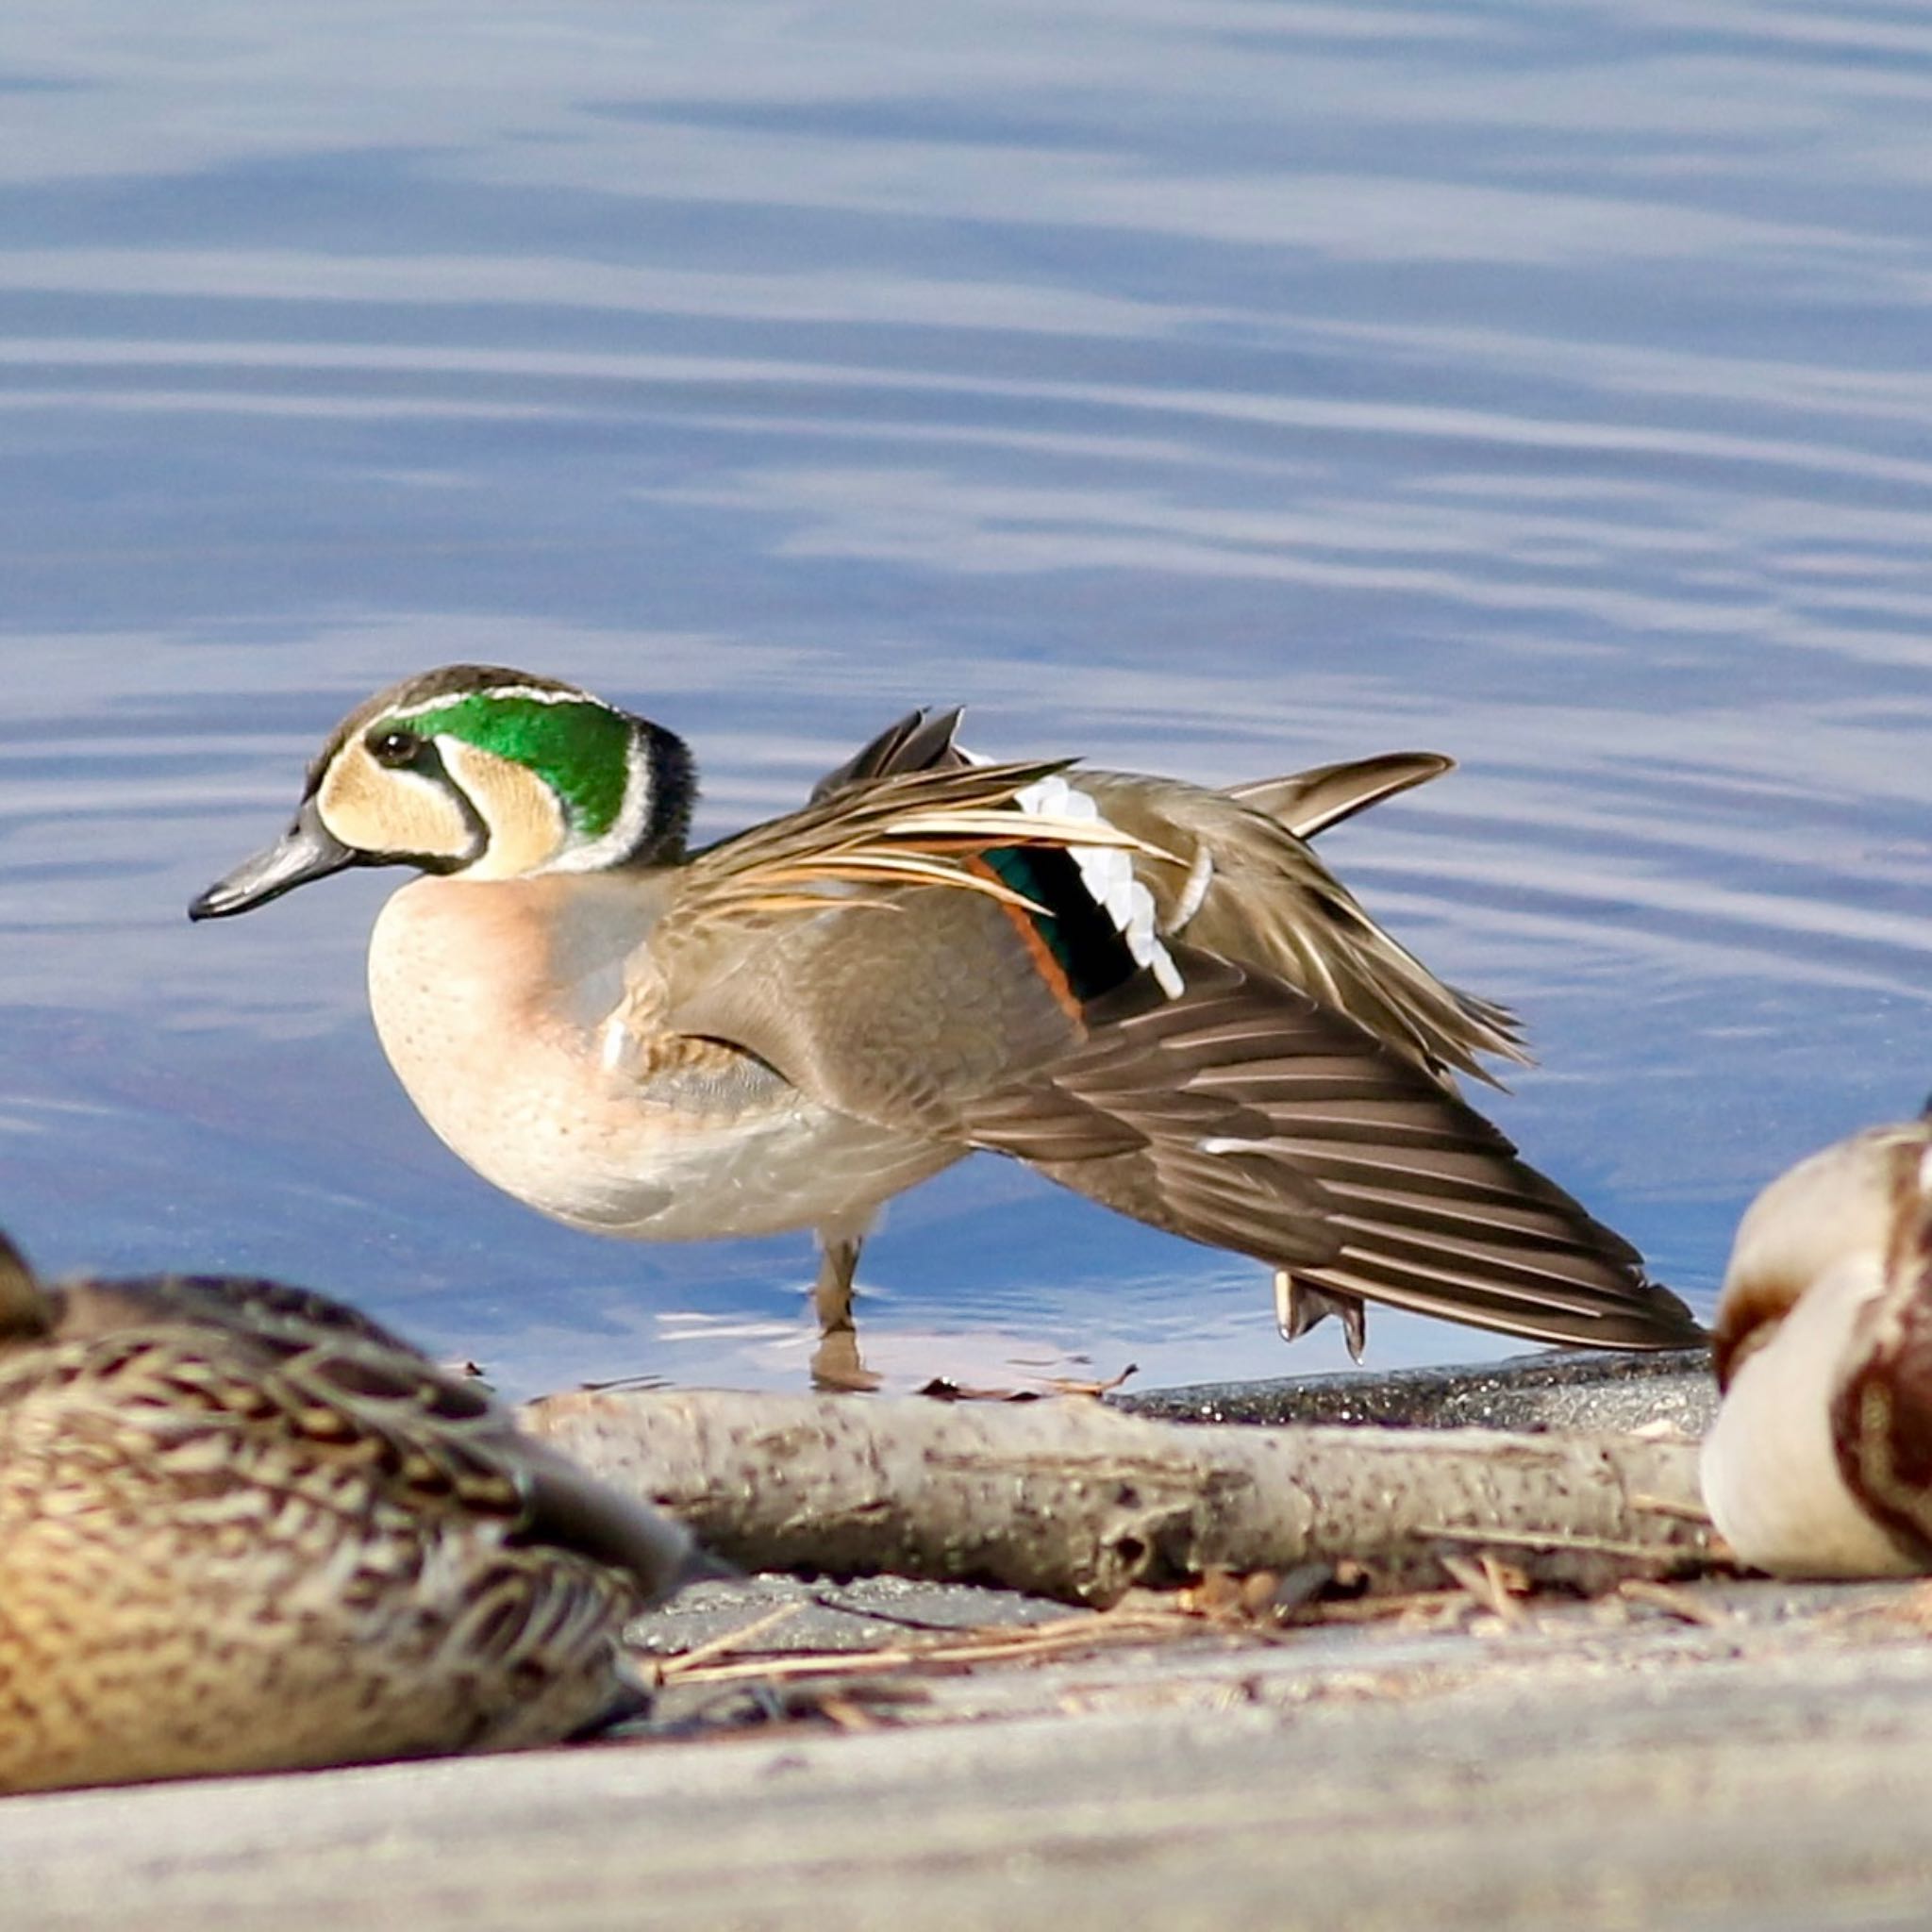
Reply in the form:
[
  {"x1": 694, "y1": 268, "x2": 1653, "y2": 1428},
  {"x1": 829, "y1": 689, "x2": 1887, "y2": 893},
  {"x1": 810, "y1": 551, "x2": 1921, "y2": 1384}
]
[{"x1": 0, "y1": 1233, "x2": 705, "y2": 1794}]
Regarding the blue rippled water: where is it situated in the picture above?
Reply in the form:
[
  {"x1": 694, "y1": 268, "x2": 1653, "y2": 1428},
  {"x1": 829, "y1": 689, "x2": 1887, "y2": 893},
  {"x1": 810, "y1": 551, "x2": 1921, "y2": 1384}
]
[{"x1": 2, "y1": 2, "x2": 1929, "y2": 1394}]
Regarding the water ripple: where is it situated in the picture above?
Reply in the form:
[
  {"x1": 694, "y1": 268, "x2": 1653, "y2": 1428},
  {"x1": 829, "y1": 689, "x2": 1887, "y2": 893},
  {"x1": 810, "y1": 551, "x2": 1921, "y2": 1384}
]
[{"x1": 0, "y1": 0, "x2": 1928, "y2": 1390}]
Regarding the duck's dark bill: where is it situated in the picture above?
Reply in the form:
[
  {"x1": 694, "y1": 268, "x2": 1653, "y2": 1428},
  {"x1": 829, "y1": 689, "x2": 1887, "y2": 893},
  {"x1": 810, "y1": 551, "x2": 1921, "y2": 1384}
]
[{"x1": 188, "y1": 798, "x2": 358, "y2": 920}]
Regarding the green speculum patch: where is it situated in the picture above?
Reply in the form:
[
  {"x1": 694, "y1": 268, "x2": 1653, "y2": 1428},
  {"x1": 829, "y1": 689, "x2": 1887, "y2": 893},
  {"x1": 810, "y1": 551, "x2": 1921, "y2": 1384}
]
[
  {"x1": 402, "y1": 694, "x2": 631, "y2": 836},
  {"x1": 981, "y1": 844, "x2": 1135, "y2": 1004}
]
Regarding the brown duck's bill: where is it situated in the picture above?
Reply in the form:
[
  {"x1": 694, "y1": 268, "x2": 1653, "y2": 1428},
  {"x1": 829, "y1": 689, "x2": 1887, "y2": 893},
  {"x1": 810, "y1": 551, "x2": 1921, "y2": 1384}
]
[{"x1": 188, "y1": 797, "x2": 359, "y2": 920}]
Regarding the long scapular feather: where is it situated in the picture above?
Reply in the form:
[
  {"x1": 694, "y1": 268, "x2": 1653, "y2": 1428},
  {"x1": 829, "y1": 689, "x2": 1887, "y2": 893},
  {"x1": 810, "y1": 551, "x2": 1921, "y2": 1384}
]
[
  {"x1": 692, "y1": 758, "x2": 1177, "y2": 915},
  {"x1": 748, "y1": 852, "x2": 1049, "y2": 910},
  {"x1": 880, "y1": 809, "x2": 1173, "y2": 859}
]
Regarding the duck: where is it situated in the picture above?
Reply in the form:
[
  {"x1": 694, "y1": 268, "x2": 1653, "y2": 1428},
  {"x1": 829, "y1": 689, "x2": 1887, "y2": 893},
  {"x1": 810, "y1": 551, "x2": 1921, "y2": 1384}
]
[
  {"x1": 189, "y1": 664, "x2": 1703, "y2": 1374},
  {"x1": 1701, "y1": 1112, "x2": 1932, "y2": 1578},
  {"x1": 0, "y1": 1227, "x2": 707, "y2": 1794}
]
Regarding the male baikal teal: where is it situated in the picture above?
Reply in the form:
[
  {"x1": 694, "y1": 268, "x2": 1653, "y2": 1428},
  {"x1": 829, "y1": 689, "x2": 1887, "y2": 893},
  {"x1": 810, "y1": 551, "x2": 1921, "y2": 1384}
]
[{"x1": 191, "y1": 666, "x2": 1703, "y2": 1372}]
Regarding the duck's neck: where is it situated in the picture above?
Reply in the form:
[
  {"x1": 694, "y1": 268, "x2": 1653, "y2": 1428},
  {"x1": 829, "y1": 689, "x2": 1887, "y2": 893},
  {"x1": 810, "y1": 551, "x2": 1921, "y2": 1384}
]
[{"x1": 617, "y1": 719, "x2": 696, "y2": 869}]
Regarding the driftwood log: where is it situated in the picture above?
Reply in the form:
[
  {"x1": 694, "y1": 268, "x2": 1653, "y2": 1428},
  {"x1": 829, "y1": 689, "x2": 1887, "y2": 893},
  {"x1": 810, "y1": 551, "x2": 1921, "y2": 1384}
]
[{"x1": 523, "y1": 1388, "x2": 1714, "y2": 1607}]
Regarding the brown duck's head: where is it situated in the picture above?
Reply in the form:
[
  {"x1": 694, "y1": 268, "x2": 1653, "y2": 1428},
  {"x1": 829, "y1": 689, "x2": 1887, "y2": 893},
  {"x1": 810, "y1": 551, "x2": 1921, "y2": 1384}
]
[
  {"x1": 1712, "y1": 1117, "x2": 1932, "y2": 1391},
  {"x1": 0, "y1": 1229, "x2": 51, "y2": 1343}
]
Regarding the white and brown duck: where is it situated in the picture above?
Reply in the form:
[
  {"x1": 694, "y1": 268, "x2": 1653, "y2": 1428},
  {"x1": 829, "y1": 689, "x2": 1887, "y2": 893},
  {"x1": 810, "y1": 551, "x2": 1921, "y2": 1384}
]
[{"x1": 1703, "y1": 1113, "x2": 1932, "y2": 1577}]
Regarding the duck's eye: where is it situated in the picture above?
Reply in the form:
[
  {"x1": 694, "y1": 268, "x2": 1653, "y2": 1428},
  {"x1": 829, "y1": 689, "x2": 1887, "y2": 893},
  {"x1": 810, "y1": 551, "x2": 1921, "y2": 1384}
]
[{"x1": 368, "y1": 728, "x2": 420, "y2": 769}]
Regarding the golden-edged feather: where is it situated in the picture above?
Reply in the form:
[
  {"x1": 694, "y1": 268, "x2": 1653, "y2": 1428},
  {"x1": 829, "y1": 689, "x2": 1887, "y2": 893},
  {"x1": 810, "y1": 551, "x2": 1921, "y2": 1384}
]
[{"x1": 679, "y1": 758, "x2": 1168, "y2": 923}]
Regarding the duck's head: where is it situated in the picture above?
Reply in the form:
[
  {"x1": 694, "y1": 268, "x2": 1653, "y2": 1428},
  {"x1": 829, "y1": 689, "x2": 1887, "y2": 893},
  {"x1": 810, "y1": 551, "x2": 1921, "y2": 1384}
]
[
  {"x1": 1712, "y1": 1114, "x2": 1932, "y2": 1390},
  {"x1": 0, "y1": 1229, "x2": 51, "y2": 1344},
  {"x1": 189, "y1": 665, "x2": 695, "y2": 919}
]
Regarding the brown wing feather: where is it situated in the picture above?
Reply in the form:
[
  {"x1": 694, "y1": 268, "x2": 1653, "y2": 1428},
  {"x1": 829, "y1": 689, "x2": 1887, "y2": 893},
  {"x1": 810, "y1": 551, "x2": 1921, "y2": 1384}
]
[
  {"x1": 1226, "y1": 751, "x2": 1454, "y2": 839},
  {"x1": 646, "y1": 757, "x2": 1167, "y2": 1130},
  {"x1": 0, "y1": 1232, "x2": 47, "y2": 1343},
  {"x1": 962, "y1": 949, "x2": 1704, "y2": 1351},
  {"x1": 661, "y1": 876, "x2": 1100, "y2": 1141},
  {"x1": 1074, "y1": 771, "x2": 1528, "y2": 1089},
  {"x1": 274, "y1": 1331, "x2": 706, "y2": 1600}
]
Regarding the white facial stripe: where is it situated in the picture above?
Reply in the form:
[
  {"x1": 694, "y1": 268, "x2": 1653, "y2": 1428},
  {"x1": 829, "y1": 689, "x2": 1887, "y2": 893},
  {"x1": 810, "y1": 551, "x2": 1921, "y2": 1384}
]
[
  {"x1": 386, "y1": 682, "x2": 621, "y2": 724},
  {"x1": 547, "y1": 731, "x2": 654, "y2": 874},
  {"x1": 1013, "y1": 774, "x2": 1183, "y2": 998}
]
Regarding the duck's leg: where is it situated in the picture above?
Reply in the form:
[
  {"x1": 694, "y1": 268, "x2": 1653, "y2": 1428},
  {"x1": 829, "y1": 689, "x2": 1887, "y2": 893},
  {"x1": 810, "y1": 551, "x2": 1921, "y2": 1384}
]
[
  {"x1": 1274, "y1": 1269, "x2": 1368, "y2": 1363},
  {"x1": 808, "y1": 1224, "x2": 882, "y2": 1391},
  {"x1": 812, "y1": 1230, "x2": 865, "y2": 1333},
  {"x1": 810, "y1": 1325, "x2": 880, "y2": 1392}
]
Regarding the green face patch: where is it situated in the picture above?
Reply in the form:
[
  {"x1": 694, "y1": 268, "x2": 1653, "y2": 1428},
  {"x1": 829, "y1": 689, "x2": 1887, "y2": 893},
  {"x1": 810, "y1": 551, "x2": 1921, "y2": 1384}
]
[{"x1": 391, "y1": 692, "x2": 632, "y2": 837}]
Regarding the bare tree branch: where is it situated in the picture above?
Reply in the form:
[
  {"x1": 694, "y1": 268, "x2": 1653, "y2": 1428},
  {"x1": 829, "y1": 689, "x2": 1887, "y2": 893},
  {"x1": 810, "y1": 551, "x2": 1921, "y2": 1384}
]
[{"x1": 523, "y1": 1388, "x2": 1713, "y2": 1608}]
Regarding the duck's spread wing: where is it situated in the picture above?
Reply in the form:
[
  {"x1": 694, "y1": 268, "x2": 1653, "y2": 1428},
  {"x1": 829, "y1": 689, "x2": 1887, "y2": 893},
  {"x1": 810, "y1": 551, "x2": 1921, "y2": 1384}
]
[
  {"x1": 649, "y1": 766, "x2": 1700, "y2": 1352},
  {"x1": 959, "y1": 948, "x2": 1703, "y2": 1349},
  {"x1": 670, "y1": 927, "x2": 1701, "y2": 1348}
]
